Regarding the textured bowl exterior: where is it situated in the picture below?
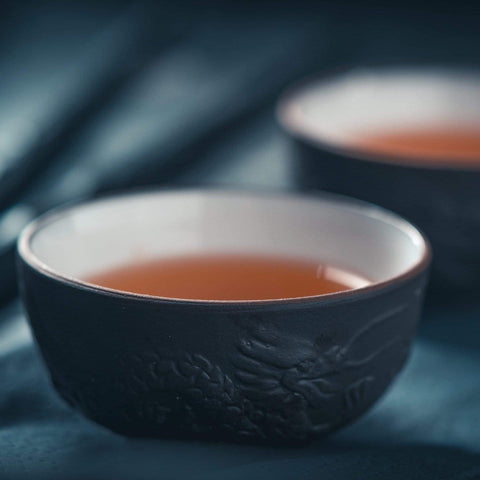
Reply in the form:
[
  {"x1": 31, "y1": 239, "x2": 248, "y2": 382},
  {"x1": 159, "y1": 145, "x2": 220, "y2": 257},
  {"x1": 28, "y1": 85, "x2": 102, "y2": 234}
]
[
  {"x1": 294, "y1": 139, "x2": 480, "y2": 294},
  {"x1": 18, "y1": 258, "x2": 428, "y2": 443}
]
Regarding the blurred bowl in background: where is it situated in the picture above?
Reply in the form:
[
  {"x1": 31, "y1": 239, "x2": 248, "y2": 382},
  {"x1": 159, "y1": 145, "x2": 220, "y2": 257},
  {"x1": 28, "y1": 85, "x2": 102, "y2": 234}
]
[
  {"x1": 17, "y1": 189, "x2": 430, "y2": 443},
  {"x1": 278, "y1": 68, "x2": 480, "y2": 294}
]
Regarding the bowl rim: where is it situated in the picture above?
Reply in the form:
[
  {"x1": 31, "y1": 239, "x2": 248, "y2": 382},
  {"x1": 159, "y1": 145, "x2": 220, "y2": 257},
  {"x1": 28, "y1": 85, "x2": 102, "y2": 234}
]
[
  {"x1": 277, "y1": 65, "x2": 480, "y2": 173},
  {"x1": 17, "y1": 188, "x2": 432, "y2": 308}
]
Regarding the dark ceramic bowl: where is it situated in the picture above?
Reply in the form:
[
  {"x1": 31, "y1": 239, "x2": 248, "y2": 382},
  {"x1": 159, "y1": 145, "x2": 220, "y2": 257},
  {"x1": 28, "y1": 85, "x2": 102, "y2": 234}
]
[
  {"x1": 17, "y1": 189, "x2": 430, "y2": 443},
  {"x1": 278, "y1": 68, "x2": 480, "y2": 293}
]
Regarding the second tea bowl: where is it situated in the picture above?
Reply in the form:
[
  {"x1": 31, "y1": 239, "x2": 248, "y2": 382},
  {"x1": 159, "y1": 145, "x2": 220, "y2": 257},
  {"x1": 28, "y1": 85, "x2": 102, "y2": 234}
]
[{"x1": 278, "y1": 67, "x2": 480, "y2": 294}]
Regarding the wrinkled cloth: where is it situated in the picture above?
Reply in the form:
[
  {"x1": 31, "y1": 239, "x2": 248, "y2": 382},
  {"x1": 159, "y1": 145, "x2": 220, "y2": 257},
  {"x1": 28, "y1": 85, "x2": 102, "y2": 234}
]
[{"x1": 2, "y1": 2, "x2": 480, "y2": 478}]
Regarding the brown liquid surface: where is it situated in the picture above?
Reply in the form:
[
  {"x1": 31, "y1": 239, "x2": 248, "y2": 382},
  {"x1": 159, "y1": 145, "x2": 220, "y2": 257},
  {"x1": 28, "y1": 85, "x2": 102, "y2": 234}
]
[
  {"x1": 354, "y1": 127, "x2": 480, "y2": 163},
  {"x1": 86, "y1": 254, "x2": 369, "y2": 301}
]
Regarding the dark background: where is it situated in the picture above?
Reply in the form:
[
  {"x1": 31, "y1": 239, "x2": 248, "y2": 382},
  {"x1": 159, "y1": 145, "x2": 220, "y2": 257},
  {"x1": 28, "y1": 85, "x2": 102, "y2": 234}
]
[{"x1": 0, "y1": 1, "x2": 479, "y2": 478}]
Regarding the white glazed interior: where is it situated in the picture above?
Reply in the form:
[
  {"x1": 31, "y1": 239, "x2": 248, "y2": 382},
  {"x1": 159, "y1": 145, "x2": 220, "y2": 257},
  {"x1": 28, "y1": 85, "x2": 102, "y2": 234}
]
[
  {"x1": 20, "y1": 190, "x2": 427, "y2": 300},
  {"x1": 281, "y1": 69, "x2": 480, "y2": 147}
]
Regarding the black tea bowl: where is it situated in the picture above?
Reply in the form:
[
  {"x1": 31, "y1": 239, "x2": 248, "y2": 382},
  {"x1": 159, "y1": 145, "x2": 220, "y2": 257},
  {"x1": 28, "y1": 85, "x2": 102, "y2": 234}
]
[
  {"x1": 17, "y1": 190, "x2": 430, "y2": 443},
  {"x1": 278, "y1": 68, "x2": 480, "y2": 294}
]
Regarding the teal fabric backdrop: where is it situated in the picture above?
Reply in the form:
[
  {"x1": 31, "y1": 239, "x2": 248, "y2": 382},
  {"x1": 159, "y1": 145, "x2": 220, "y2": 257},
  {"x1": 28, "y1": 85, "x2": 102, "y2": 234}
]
[{"x1": 0, "y1": 1, "x2": 479, "y2": 478}]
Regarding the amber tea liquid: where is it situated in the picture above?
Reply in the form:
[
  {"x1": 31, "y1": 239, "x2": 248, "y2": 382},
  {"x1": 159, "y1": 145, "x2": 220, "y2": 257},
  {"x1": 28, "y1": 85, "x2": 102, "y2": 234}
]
[
  {"x1": 86, "y1": 254, "x2": 370, "y2": 301},
  {"x1": 354, "y1": 127, "x2": 480, "y2": 163}
]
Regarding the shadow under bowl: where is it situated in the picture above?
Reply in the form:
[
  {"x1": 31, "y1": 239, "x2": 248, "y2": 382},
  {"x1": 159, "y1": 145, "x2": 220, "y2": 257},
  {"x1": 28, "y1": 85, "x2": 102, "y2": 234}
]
[
  {"x1": 278, "y1": 67, "x2": 480, "y2": 295},
  {"x1": 17, "y1": 189, "x2": 430, "y2": 443}
]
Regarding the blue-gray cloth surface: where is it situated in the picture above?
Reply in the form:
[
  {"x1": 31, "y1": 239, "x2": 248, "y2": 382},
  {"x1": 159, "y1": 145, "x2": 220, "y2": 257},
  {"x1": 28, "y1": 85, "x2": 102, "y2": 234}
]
[{"x1": 1, "y1": 2, "x2": 480, "y2": 478}]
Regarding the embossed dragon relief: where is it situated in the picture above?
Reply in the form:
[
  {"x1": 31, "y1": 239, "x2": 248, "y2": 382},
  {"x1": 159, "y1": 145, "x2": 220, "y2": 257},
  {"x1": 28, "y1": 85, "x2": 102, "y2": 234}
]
[{"x1": 54, "y1": 302, "x2": 415, "y2": 441}]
